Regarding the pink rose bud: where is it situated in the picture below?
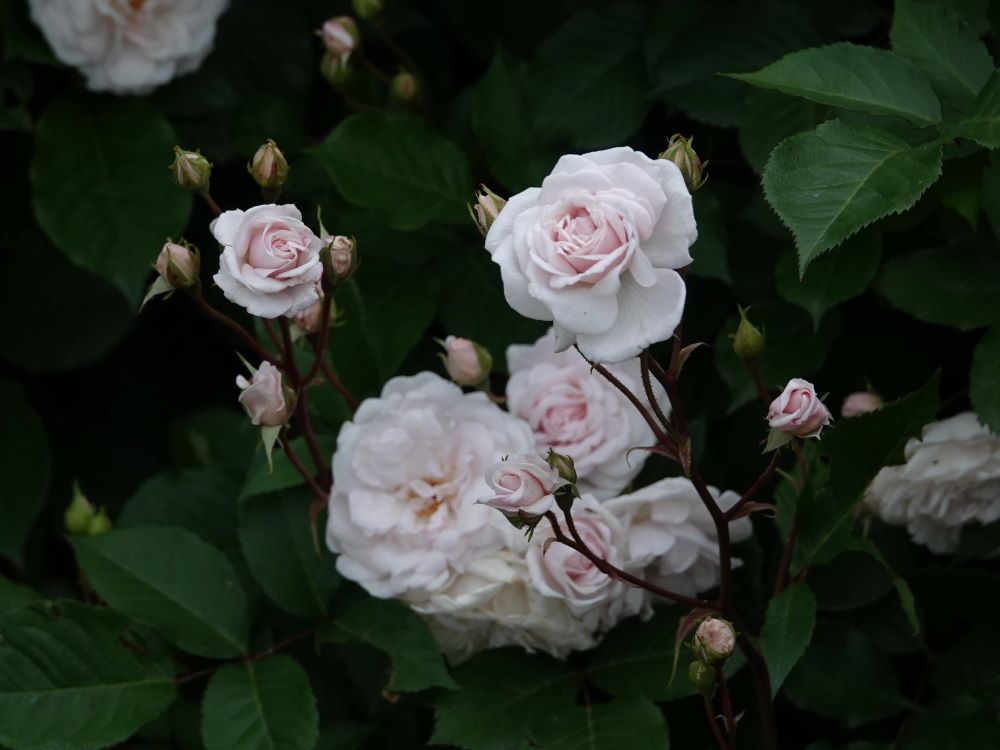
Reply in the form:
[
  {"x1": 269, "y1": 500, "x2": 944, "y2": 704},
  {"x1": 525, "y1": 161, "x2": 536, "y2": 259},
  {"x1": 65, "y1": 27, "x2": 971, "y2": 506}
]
[
  {"x1": 155, "y1": 241, "x2": 199, "y2": 289},
  {"x1": 440, "y1": 336, "x2": 492, "y2": 387},
  {"x1": 352, "y1": 0, "x2": 382, "y2": 20},
  {"x1": 248, "y1": 139, "x2": 289, "y2": 189},
  {"x1": 390, "y1": 71, "x2": 419, "y2": 102},
  {"x1": 659, "y1": 133, "x2": 707, "y2": 191},
  {"x1": 319, "y1": 16, "x2": 358, "y2": 57},
  {"x1": 694, "y1": 618, "x2": 736, "y2": 664},
  {"x1": 236, "y1": 361, "x2": 293, "y2": 427},
  {"x1": 479, "y1": 454, "x2": 565, "y2": 518},
  {"x1": 468, "y1": 185, "x2": 506, "y2": 237},
  {"x1": 169, "y1": 146, "x2": 211, "y2": 192},
  {"x1": 768, "y1": 378, "x2": 833, "y2": 438},
  {"x1": 292, "y1": 295, "x2": 326, "y2": 335},
  {"x1": 320, "y1": 51, "x2": 351, "y2": 86},
  {"x1": 842, "y1": 391, "x2": 884, "y2": 418},
  {"x1": 320, "y1": 235, "x2": 357, "y2": 284}
]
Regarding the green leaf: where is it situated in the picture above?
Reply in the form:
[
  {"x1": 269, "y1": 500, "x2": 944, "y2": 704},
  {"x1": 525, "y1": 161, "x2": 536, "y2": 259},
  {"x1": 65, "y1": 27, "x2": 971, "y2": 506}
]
[
  {"x1": 763, "y1": 120, "x2": 942, "y2": 271},
  {"x1": 731, "y1": 42, "x2": 942, "y2": 124},
  {"x1": 738, "y1": 90, "x2": 822, "y2": 174},
  {"x1": 432, "y1": 649, "x2": 576, "y2": 750},
  {"x1": 759, "y1": 584, "x2": 818, "y2": 696},
  {"x1": 0, "y1": 577, "x2": 40, "y2": 617},
  {"x1": 775, "y1": 232, "x2": 882, "y2": 327},
  {"x1": 318, "y1": 591, "x2": 454, "y2": 692},
  {"x1": 526, "y1": 6, "x2": 648, "y2": 149},
  {"x1": 202, "y1": 655, "x2": 318, "y2": 750},
  {"x1": 72, "y1": 526, "x2": 249, "y2": 658},
  {"x1": 954, "y1": 71, "x2": 1000, "y2": 147},
  {"x1": 890, "y1": 0, "x2": 994, "y2": 109},
  {"x1": 311, "y1": 113, "x2": 473, "y2": 230},
  {"x1": 239, "y1": 488, "x2": 339, "y2": 617},
  {"x1": 784, "y1": 624, "x2": 907, "y2": 727},
  {"x1": 981, "y1": 156, "x2": 1000, "y2": 237},
  {"x1": 30, "y1": 96, "x2": 192, "y2": 304},
  {"x1": 689, "y1": 189, "x2": 730, "y2": 283},
  {"x1": 530, "y1": 696, "x2": 669, "y2": 750},
  {"x1": 901, "y1": 696, "x2": 1000, "y2": 750},
  {"x1": 875, "y1": 246, "x2": 1000, "y2": 329},
  {"x1": 0, "y1": 379, "x2": 49, "y2": 565},
  {"x1": 241, "y1": 434, "x2": 336, "y2": 500},
  {"x1": 971, "y1": 326, "x2": 1000, "y2": 433},
  {"x1": 0, "y1": 601, "x2": 176, "y2": 750}
]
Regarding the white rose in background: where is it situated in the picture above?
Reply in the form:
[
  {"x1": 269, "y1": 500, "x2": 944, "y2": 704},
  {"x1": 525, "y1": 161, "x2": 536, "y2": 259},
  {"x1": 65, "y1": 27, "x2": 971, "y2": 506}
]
[
  {"x1": 605, "y1": 477, "x2": 752, "y2": 596},
  {"x1": 29, "y1": 0, "x2": 228, "y2": 95},
  {"x1": 485, "y1": 147, "x2": 697, "y2": 363},
  {"x1": 864, "y1": 412, "x2": 1000, "y2": 554},
  {"x1": 507, "y1": 328, "x2": 667, "y2": 498},
  {"x1": 325, "y1": 373, "x2": 535, "y2": 602},
  {"x1": 212, "y1": 204, "x2": 324, "y2": 318}
]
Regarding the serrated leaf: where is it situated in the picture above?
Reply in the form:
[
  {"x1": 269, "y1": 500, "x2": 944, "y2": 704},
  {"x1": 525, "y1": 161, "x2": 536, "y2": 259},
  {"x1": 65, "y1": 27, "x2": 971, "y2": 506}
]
[
  {"x1": 890, "y1": 0, "x2": 994, "y2": 109},
  {"x1": 763, "y1": 120, "x2": 942, "y2": 271},
  {"x1": 738, "y1": 90, "x2": 822, "y2": 174},
  {"x1": 0, "y1": 379, "x2": 49, "y2": 565},
  {"x1": 72, "y1": 526, "x2": 249, "y2": 658},
  {"x1": 971, "y1": 326, "x2": 1000, "y2": 434},
  {"x1": 0, "y1": 601, "x2": 175, "y2": 750},
  {"x1": 310, "y1": 113, "x2": 472, "y2": 230},
  {"x1": 759, "y1": 584, "x2": 817, "y2": 695},
  {"x1": 202, "y1": 655, "x2": 318, "y2": 750},
  {"x1": 530, "y1": 696, "x2": 670, "y2": 750},
  {"x1": 731, "y1": 42, "x2": 942, "y2": 124},
  {"x1": 432, "y1": 649, "x2": 576, "y2": 750},
  {"x1": 954, "y1": 71, "x2": 1000, "y2": 147},
  {"x1": 30, "y1": 96, "x2": 191, "y2": 305},
  {"x1": 318, "y1": 591, "x2": 454, "y2": 692}
]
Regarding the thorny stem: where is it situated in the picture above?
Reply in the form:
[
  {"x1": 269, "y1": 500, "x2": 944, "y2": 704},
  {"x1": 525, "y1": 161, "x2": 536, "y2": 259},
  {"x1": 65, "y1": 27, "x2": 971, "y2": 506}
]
[
  {"x1": 716, "y1": 665, "x2": 738, "y2": 746},
  {"x1": 189, "y1": 292, "x2": 281, "y2": 367},
  {"x1": 724, "y1": 451, "x2": 782, "y2": 522},
  {"x1": 279, "y1": 318, "x2": 329, "y2": 486},
  {"x1": 174, "y1": 626, "x2": 317, "y2": 685},
  {"x1": 279, "y1": 435, "x2": 328, "y2": 504},
  {"x1": 705, "y1": 696, "x2": 730, "y2": 750},
  {"x1": 639, "y1": 351, "x2": 673, "y2": 433}
]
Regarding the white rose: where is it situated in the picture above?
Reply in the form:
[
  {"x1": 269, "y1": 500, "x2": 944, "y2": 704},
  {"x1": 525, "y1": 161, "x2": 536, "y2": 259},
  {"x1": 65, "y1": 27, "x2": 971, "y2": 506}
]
[
  {"x1": 325, "y1": 373, "x2": 535, "y2": 601},
  {"x1": 211, "y1": 204, "x2": 324, "y2": 319},
  {"x1": 506, "y1": 328, "x2": 667, "y2": 499},
  {"x1": 604, "y1": 477, "x2": 752, "y2": 596},
  {"x1": 29, "y1": 0, "x2": 228, "y2": 95},
  {"x1": 864, "y1": 412, "x2": 1000, "y2": 553},
  {"x1": 485, "y1": 147, "x2": 697, "y2": 363},
  {"x1": 526, "y1": 496, "x2": 648, "y2": 632}
]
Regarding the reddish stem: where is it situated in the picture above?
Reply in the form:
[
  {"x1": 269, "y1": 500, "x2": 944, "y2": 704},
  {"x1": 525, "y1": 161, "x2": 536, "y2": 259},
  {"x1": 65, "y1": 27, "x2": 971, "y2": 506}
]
[
  {"x1": 705, "y1": 696, "x2": 730, "y2": 750},
  {"x1": 321, "y1": 360, "x2": 359, "y2": 412},
  {"x1": 279, "y1": 435, "x2": 328, "y2": 503},
  {"x1": 279, "y1": 318, "x2": 328, "y2": 484},
  {"x1": 716, "y1": 665, "x2": 738, "y2": 747},
  {"x1": 724, "y1": 451, "x2": 782, "y2": 522},
  {"x1": 303, "y1": 298, "x2": 333, "y2": 385},
  {"x1": 189, "y1": 292, "x2": 280, "y2": 366},
  {"x1": 199, "y1": 191, "x2": 222, "y2": 217}
]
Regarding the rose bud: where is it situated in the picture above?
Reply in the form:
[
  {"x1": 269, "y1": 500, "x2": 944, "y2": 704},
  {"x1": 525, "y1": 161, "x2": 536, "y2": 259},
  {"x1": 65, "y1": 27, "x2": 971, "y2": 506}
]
[
  {"x1": 169, "y1": 146, "x2": 211, "y2": 192},
  {"x1": 694, "y1": 618, "x2": 736, "y2": 664},
  {"x1": 842, "y1": 391, "x2": 884, "y2": 418},
  {"x1": 468, "y1": 185, "x2": 506, "y2": 236},
  {"x1": 439, "y1": 335, "x2": 492, "y2": 387},
  {"x1": 390, "y1": 71, "x2": 419, "y2": 102},
  {"x1": 155, "y1": 241, "x2": 199, "y2": 289},
  {"x1": 352, "y1": 0, "x2": 382, "y2": 20},
  {"x1": 659, "y1": 133, "x2": 707, "y2": 191},
  {"x1": 320, "y1": 51, "x2": 351, "y2": 87},
  {"x1": 292, "y1": 294, "x2": 326, "y2": 336},
  {"x1": 688, "y1": 660, "x2": 716, "y2": 696},
  {"x1": 236, "y1": 361, "x2": 294, "y2": 427},
  {"x1": 87, "y1": 508, "x2": 113, "y2": 536},
  {"x1": 730, "y1": 306, "x2": 764, "y2": 361},
  {"x1": 320, "y1": 235, "x2": 357, "y2": 285},
  {"x1": 479, "y1": 454, "x2": 566, "y2": 518},
  {"x1": 546, "y1": 449, "x2": 578, "y2": 486},
  {"x1": 64, "y1": 482, "x2": 96, "y2": 536},
  {"x1": 248, "y1": 139, "x2": 290, "y2": 190},
  {"x1": 319, "y1": 16, "x2": 359, "y2": 58},
  {"x1": 768, "y1": 378, "x2": 832, "y2": 438}
]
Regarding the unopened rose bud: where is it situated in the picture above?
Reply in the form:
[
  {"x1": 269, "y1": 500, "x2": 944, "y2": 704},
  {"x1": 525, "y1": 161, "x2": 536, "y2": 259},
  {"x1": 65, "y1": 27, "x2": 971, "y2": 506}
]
[
  {"x1": 439, "y1": 336, "x2": 492, "y2": 387},
  {"x1": 546, "y1": 449, "x2": 578, "y2": 486},
  {"x1": 688, "y1": 660, "x2": 716, "y2": 696},
  {"x1": 248, "y1": 139, "x2": 290, "y2": 190},
  {"x1": 169, "y1": 146, "x2": 211, "y2": 192},
  {"x1": 352, "y1": 0, "x2": 382, "y2": 20},
  {"x1": 64, "y1": 483, "x2": 95, "y2": 536},
  {"x1": 320, "y1": 235, "x2": 357, "y2": 285},
  {"x1": 237, "y1": 361, "x2": 294, "y2": 427},
  {"x1": 319, "y1": 16, "x2": 359, "y2": 58},
  {"x1": 87, "y1": 508, "x2": 113, "y2": 536},
  {"x1": 730, "y1": 306, "x2": 764, "y2": 360},
  {"x1": 468, "y1": 185, "x2": 506, "y2": 236},
  {"x1": 694, "y1": 618, "x2": 736, "y2": 665},
  {"x1": 320, "y1": 52, "x2": 351, "y2": 87},
  {"x1": 155, "y1": 241, "x2": 199, "y2": 289},
  {"x1": 659, "y1": 134, "x2": 707, "y2": 191},
  {"x1": 480, "y1": 454, "x2": 564, "y2": 519},
  {"x1": 390, "y1": 71, "x2": 418, "y2": 102},
  {"x1": 768, "y1": 378, "x2": 832, "y2": 438},
  {"x1": 292, "y1": 294, "x2": 326, "y2": 335},
  {"x1": 842, "y1": 391, "x2": 884, "y2": 418}
]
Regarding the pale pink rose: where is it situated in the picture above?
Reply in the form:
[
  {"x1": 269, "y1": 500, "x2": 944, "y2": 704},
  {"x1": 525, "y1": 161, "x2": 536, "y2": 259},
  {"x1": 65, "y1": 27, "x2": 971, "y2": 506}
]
[
  {"x1": 768, "y1": 378, "x2": 832, "y2": 438},
  {"x1": 842, "y1": 391, "x2": 883, "y2": 417},
  {"x1": 155, "y1": 242, "x2": 198, "y2": 288},
  {"x1": 507, "y1": 328, "x2": 666, "y2": 498},
  {"x1": 236, "y1": 361, "x2": 290, "y2": 427},
  {"x1": 211, "y1": 204, "x2": 324, "y2": 318},
  {"x1": 480, "y1": 454, "x2": 564, "y2": 518},
  {"x1": 694, "y1": 618, "x2": 735, "y2": 662},
  {"x1": 320, "y1": 16, "x2": 357, "y2": 57},
  {"x1": 442, "y1": 336, "x2": 489, "y2": 386},
  {"x1": 292, "y1": 294, "x2": 325, "y2": 334},
  {"x1": 485, "y1": 147, "x2": 697, "y2": 363}
]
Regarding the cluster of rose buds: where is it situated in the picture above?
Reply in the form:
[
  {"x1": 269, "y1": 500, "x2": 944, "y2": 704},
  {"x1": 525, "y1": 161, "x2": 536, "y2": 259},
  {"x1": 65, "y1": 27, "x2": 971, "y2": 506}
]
[
  {"x1": 64, "y1": 483, "x2": 112, "y2": 537},
  {"x1": 689, "y1": 617, "x2": 737, "y2": 695}
]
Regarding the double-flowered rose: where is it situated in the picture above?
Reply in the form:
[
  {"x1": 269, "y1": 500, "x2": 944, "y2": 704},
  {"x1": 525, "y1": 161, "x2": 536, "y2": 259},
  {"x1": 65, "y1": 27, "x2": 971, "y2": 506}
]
[
  {"x1": 485, "y1": 147, "x2": 697, "y2": 363},
  {"x1": 480, "y1": 454, "x2": 565, "y2": 519},
  {"x1": 767, "y1": 378, "x2": 832, "y2": 438},
  {"x1": 212, "y1": 204, "x2": 324, "y2": 318},
  {"x1": 506, "y1": 329, "x2": 667, "y2": 498},
  {"x1": 29, "y1": 0, "x2": 228, "y2": 94},
  {"x1": 864, "y1": 412, "x2": 1000, "y2": 554}
]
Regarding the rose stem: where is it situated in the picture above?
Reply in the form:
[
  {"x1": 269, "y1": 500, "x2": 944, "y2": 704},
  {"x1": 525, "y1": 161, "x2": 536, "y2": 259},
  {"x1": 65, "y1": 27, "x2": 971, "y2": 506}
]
[
  {"x1": 743, "y1": 357, "x2": 772, "y2": 407},
  {"x1": 320, "y1": 360, "x2": 359, "y2": 411},
  {"x1": 704, "y1": 696, "x2": 730, "y2": 750},
  {"x1": 724, "y1": 451, "x2": 783, "y2": 522},
  {"x1": 198, "y1": 191, "x2": 223, "y2": 217},
  {"x1": 175, "y1": 625, "x2": 317, "y2": 685},
  {"x1": 279, "y1": 318, "x2": 329, "y2": 485},
  {"x1": 262, "y1": 319, "x2": 284, "y2": 352},
  {"x1": 302, "y1": 296, "x2": 333, "y2": 385},
  {"x1": 716, "y1": 666, "x2": 738, "y2": 746},
  {"x1": 188, "y1": 292, "x2": 281, "y2": 367},
  {"x1": 279, "y1": 435, "x2": 327, "y2": 503},
  {"x1": 639, "y1": 351, "x2": 673, "y2": 433}
]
